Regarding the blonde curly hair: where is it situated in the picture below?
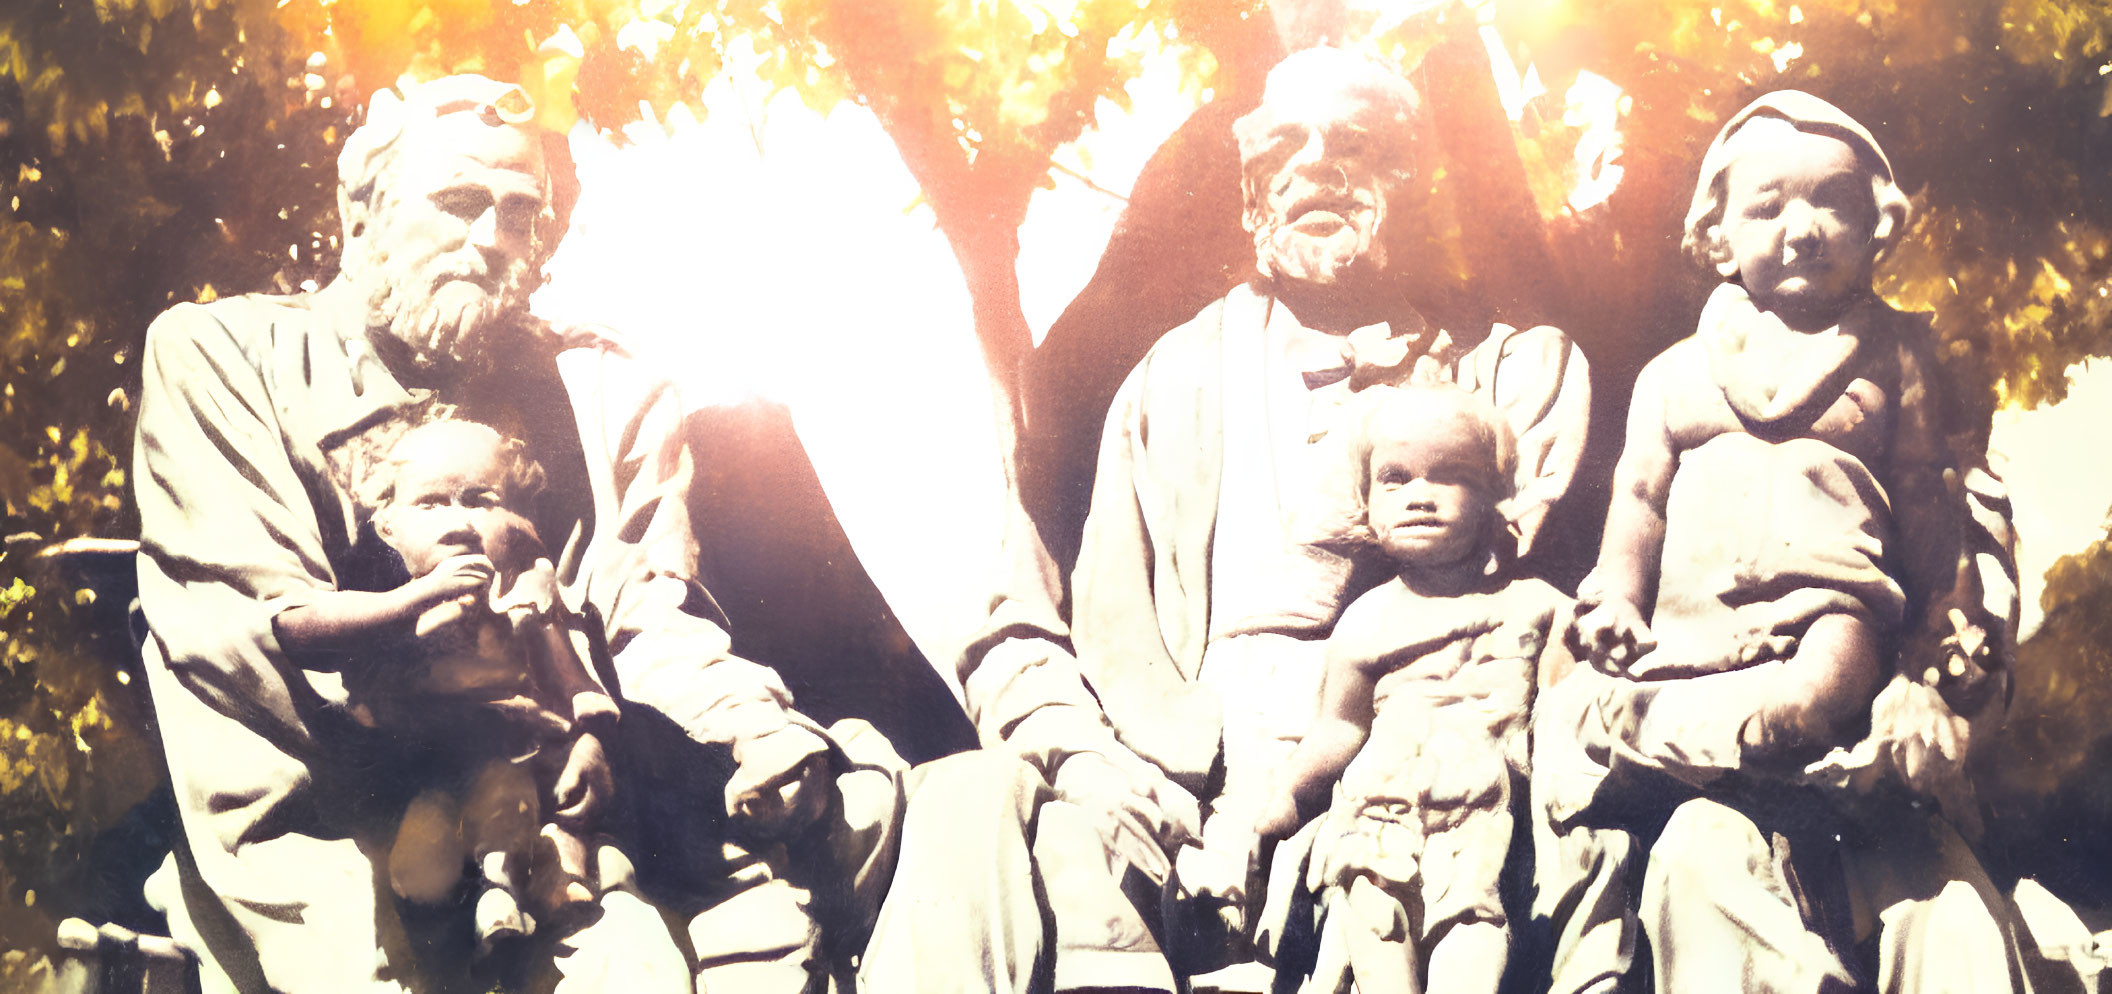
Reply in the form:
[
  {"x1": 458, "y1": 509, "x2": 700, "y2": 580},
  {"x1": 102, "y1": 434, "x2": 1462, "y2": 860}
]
[
  {"x1": 357, "y1": 406, "x2": 546, "y2": 519},
  {"x1": 1302, "y1": 383, "x2": 1517, "y2": 558}
]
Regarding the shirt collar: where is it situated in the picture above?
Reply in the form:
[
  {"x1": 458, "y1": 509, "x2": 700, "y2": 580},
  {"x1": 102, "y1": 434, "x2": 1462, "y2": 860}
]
[{"x1": 1281, "y1": 301, "x2": 1438, "y2": 391}]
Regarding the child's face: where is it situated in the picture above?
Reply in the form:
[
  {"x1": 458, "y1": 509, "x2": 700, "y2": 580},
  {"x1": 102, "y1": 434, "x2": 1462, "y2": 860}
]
[
  {"x1": 376, "y1": 423, "x2": 534, "y2": 575},
  {"x1": 1366, "y1": 424, "x2": 1493, "y2": 569},
  {"x1": 1719, "y1": 123, "x2": 1879, "y2": 324}
]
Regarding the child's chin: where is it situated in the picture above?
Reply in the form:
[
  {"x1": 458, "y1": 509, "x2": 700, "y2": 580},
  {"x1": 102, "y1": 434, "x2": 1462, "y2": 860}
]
[
  {"x1": 1756, "y1": 281, "x2": 1855, "y2": 319},
  {"x1": 1386, "y1": 536, "x2": 1466, "y2": 565}
]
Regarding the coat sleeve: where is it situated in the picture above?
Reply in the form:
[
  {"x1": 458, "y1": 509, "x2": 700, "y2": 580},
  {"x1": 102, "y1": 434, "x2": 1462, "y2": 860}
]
[
  {"x1": 1887, "y1": 329, "x2": 2013, "y2": 724},
  {"x1": 955, "y1": 475, "x2": 1139, "y2": 779},
  {"x1": 1484, "y1": 324, "x2": 1590, "y2": 558},
  {"x1": 133, "y1": 302, "x2": 336, "y2": 755},
  {"x1": 1888, "y1": 333, "x2": 1973, "y2": 622},
  {"x1": 555, "y1": 344, "x2": 811, "y2": 749},
  {"x1": 1067, "y1": 359, "x2": 1224, "y2": 788}
]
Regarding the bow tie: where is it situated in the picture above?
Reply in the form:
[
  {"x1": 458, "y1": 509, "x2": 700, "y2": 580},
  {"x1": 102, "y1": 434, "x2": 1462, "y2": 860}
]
[{"x1": 1300, "y1": 320, "x2": 1443, "y2": 391}]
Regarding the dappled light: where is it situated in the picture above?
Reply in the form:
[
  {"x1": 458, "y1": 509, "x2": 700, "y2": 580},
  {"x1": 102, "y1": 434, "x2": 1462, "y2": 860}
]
[{"x1": 9, "y1": 0, "x2": 2112, "y2": 980}]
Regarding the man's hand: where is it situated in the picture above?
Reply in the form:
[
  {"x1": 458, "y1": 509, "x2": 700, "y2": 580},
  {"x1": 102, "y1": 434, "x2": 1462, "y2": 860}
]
[
  {"x1": 724, "y1": 724, "x2": 835, "y2": 841},
  {"x1": 1051, "y1": 751, "x2": 1199, "y2": 885},
  {"x1": 1904, "y1": 607, "x2": 2003, "y2": 720},
  {"x1": 1869, "y1": 675, "x2": 1971, "y2": 800},
  {"x1": 1174, "y1": 840, "x2": 1253, "y2": 908},
  {"x1": 1567, "y1": 597, "x2": 1655, "y2": 676},
  {"x1": 1803, "y1": 673, "x2": 1972, "y2": 818},
  {"x1": 552, "y1": 732, "x2": 613, "y2": 826}
]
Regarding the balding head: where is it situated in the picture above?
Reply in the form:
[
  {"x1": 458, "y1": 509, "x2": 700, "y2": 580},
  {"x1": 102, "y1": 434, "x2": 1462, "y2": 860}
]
[
  {"x1": 1234, "y1": 48, "x2": 1422, "y2": 309},
  {"x1": 337, "y1": 76, "x2": 577, "y2": 373}
]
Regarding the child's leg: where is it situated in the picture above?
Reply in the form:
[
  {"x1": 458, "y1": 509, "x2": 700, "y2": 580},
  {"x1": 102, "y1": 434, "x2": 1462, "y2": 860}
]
[
  {"x1": 462, "y1": 759, "x2": 539, "y2": 946},
  {"x1": 1339, "y1": 874, "x2": 1423, "y2": 994},
  {"x1": 1425, "y1": 919, "x2": 1505, "y2": 994},
  {"x1": 1739, "y1": 611, "x2": 1884, "y2": 768},
  {"x1": 1414, "y1": 759, "x2": 1514, "y2": 994},
  {"x1": 534, "y1": 822, "x2": 597, "y2": 921},
  {"x1": 1586, "y1": 611, "x2": 1885, "y2": 788},
  {"x1": 388, "y1": 789, "x2": 466, "y2": 904},
  {"x1": 462, "y1": 759, "x2": 538, "y2": 882}
]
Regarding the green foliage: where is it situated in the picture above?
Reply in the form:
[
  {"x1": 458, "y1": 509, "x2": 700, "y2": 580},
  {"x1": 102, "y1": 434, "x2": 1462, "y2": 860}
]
[
  {"x1": 1981, "y1": 533, "x2": 2112, "y2": 887},
  {"x1": 0, "y1": 0, "x2": 347, "y2": 970},
  {"x1": 8, "y1": 0, "x2": 2112, "y2": 964},
  {"x1": 1992, "y1": 537, "x2": 2112, "y2": 804},
  {"x1": 0, "y1": 0, "x2": 1219, "y2": 968},
  {"x1": 1478, "y1": 0, "x2": 2112, "y2": 420},
  {"x1": 1432, "y1": 0, "x2": 2112, "y2": 868}
]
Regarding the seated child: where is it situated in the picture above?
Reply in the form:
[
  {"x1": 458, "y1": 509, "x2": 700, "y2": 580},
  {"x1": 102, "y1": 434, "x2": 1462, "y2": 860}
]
[
  {"x1": 1249, "y1": 383, "x2": 1569, "y2": 994},
  {"x1": 1537, "y1": 89, "x2": 2021, "y2": 994},
  {"x1": 274, "y1": 414, "x2": 620, "y2": 953},
  {"x1": 1554, "y1": 90, "x2": 2002, "y2": 815}
]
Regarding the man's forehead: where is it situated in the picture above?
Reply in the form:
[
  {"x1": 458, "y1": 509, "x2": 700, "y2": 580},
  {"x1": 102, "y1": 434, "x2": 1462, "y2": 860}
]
[
  {"x1": 1260, "y1": 52, "x2": 1409, "y2": 128},
  {"x1": 394, "y1": 116, "x2": 548, "y2": 193},
  {"x1": 1267, "y1": 79, "x2": 1391, "y2": 127}
]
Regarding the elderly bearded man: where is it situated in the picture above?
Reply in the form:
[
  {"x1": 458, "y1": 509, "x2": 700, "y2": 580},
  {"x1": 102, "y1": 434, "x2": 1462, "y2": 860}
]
[
  {"x1": 133, "y1": 76, "x2": 900, "y2": 993},
  {"x1": 938, "y1": 46, "x2": 1592, "y2": 988}
]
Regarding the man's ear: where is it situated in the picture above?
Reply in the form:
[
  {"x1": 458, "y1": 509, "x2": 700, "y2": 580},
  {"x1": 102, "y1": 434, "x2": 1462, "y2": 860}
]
[
  {"x1": 338, "y1": 189, "x2": 374, "y2": 277},
  {"x1": 1246, "y1": 200, "x2": 1278, "y2": 277},
  {"x1": 372, "y1": 506, "x2": 397, "y2": 544},
  {"x1": 1241, "y1": 173, "x2": 1270, "y2": 241}
]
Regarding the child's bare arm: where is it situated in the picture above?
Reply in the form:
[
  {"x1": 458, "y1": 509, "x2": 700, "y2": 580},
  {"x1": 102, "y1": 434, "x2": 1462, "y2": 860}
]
[
  {"x1": 273, "y1": 554, "x2": 494, "y2": 654},
  {"x1": 1571, "y1": 357, "x2": 1679, "y2": 672},
  {"x1": 1595, "y1": 358, "x2": 1679, "y2": 609},
  {"x1": 1258, "y1": 605, "x2": 1384, "y2": 838},
  {"x1": 552, "y1": 730, "x2": 613, "y2": 827}
]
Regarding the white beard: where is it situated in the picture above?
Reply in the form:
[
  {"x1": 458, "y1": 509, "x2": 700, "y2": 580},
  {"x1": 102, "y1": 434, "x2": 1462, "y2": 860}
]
[
  {"x1": 1257, "y1": 220, "x2": 1382, "y2": 288},
  {"x1": 367, "y1": 253, "x2": 534, "y2": 372},
  {"x1": 1253, "y1": 195, "x2": 1391, "y2": 294}
]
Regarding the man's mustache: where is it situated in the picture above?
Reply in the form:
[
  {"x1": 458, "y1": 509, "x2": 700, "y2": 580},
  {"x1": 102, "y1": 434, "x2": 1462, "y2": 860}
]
[
  {"x1": 427, "y1": 264, "x2": 499, "y2": 293},
  {"x1": 1281, "y1": 179, "x2": 1374, "y2": 223},
  {"x1": 393, "y1": 267, "x2": 534, "y2": 366}
]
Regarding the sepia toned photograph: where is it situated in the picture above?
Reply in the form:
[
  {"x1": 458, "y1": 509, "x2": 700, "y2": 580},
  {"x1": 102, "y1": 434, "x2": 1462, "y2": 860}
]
[{"x1": 3, "y1": 0, "x2": 2112, "y2": 991}]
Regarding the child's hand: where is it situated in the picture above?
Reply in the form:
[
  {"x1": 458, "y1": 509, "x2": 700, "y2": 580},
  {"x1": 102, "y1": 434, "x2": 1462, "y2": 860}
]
[
  {"x1": 725, "y1": 724, "x2": 835, "y2": 841},
  {"x1": 552, "y1": 732, "x2": 613, "y2": 827},
  {"x1": 419, "y1": 554, "x2": 496, "y2": 602},
  {"x1": 409, "y1": 554, "x2": 495, "y2": 637},
  {"x1": 1567, "y1": 597, "x2": 1656, "y2": 676},
  {"x1": 1254, "y1": 789, "x2": 1304, "y2": 842}
]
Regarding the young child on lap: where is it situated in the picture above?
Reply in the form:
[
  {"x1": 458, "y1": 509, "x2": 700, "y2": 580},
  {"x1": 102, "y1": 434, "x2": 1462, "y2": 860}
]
[
  {"x1": 276, "y1": 414, "x2": 620, "y2": 953},
  {"x1": 1251, "y1": 384, "x2": 1568, "y2": 994},
  {"x1": 1556, "y1": 90, "x2": 1999, "y2": 805}
]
